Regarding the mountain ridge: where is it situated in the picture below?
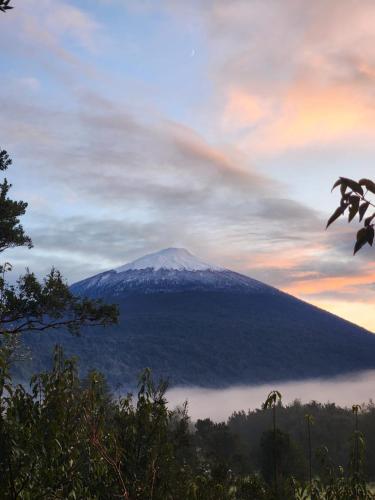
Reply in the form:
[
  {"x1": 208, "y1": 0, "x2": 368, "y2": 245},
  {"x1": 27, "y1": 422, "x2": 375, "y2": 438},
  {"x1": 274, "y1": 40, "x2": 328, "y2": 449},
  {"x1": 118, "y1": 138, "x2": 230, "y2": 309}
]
[
  {"x1": 115, "y1": 247, "x2": 225, "y2": 272},
  {"x1": 71, "y1": 247, "x2": 275, "y2": 296},
  {"x1": 15, "y1": 247, "x2": 375, "y2": 389}
]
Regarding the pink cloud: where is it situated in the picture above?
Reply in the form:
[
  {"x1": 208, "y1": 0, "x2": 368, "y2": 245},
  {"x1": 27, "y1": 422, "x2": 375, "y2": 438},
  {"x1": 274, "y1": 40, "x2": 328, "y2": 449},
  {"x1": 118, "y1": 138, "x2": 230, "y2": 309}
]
[
  {"x1": 245, "y1": 82, "x2": 375, "y2": 153},
  {"x1": 0, "y1": 0, "x2": 102, "y2": 74},
  {"x1": 222, "y1": 87, "x2": 269, "y2": 129},
  {"x1": 284, "y1": 265, "x2": 375, "y2": 296},
  {"x1": 181, "y1": 0, "x2": 375, "y2": 153}
]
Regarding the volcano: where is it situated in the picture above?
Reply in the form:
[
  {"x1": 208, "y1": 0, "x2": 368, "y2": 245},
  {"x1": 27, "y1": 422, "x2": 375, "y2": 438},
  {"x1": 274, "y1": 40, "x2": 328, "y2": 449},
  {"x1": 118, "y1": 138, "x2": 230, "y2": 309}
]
[{"x1": 17, "y1": 248, "x2": 375, "y2": 388}]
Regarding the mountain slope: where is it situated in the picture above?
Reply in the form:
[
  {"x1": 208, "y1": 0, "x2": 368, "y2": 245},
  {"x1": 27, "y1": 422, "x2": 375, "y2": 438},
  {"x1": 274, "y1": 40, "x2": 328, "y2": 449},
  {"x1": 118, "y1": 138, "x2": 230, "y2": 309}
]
[{"x1": 16, "y1": 248, "x2": 375, "y2": 388}]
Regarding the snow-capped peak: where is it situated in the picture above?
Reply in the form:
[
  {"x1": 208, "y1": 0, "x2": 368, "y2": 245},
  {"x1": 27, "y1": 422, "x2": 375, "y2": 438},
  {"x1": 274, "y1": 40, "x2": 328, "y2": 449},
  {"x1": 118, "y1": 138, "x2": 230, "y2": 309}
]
[{"x1": 115, "y1": 248, "x2": 224, "y2": 273}]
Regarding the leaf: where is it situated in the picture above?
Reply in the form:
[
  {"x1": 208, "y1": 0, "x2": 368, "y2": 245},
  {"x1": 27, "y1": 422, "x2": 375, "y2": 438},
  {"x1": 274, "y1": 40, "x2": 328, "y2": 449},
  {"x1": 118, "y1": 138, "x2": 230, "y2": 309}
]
[
  {"x1": 263, "y1": 390, "x2": 282, "y2": 409},
  {"x1": 348, "y1": 206, "x2": 358, "y2": 222},
  {"x1": 0, "y1": 0, "x2": 13, "y2": 10},
  {"x1": 326, "y1": 206, "x2": 345, "y2": 229},
  {"x1": 359, "y1": 202, "x2": 370, "y2": 222},
  {"x1": 354, "y1": 228, "x2": 369, "y2": 254},
  {"x1": 339, "y1": 177, "x2": 364, "y2": 195},
  {"x1": 367, "y1": 225, "x2": 375, "y2": 246},
  {"x1": 348, "y1": 196, "x2": 360, "y2": 222},
  {"x1": 359, "y1": 178, "x2": 375, "y2": 194},
  {"x1": 331, "y1": 179, "x2": 342, "y2": 192},
  {"x1": 349, "y1": 194, "x2": 360, "y2": 207},
  {"x1": 364, "y1": 213, "x2": 375, "y2": 227},
  {"x1": 340, "y1": 195, "x2": 350, "y2": 208}
]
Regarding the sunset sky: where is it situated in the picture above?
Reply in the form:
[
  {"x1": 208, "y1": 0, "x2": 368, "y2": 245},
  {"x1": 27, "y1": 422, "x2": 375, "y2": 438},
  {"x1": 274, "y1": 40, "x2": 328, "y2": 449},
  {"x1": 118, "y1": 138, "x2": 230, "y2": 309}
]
[{"x1": 1, "y1": 0, "x2": 375, "y2": 331}]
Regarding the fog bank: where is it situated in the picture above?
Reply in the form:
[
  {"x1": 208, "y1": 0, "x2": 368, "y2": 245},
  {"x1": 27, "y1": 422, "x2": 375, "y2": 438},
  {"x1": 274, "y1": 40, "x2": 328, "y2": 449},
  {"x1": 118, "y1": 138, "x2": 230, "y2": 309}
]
[{"x1": 167, "y1": 370, "x2": 375, "y2": 422}]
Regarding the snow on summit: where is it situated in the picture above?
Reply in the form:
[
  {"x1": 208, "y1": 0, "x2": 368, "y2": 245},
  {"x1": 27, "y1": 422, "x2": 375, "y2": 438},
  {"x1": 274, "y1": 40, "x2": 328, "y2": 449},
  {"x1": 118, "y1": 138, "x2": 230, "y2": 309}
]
[
  {"x1": 71, "y1": 247, "x2": 273, "y2": 295},
  {"x1": 115, "y1": 248, "x2": 224, "y2": 273}
]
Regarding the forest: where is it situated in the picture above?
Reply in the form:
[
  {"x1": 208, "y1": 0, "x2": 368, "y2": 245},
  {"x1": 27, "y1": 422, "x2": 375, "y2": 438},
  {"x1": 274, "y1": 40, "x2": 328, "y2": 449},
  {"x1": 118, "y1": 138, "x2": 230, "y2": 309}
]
[{"x1": 1, "y1": 346, "x2": 375, "y2": 499}]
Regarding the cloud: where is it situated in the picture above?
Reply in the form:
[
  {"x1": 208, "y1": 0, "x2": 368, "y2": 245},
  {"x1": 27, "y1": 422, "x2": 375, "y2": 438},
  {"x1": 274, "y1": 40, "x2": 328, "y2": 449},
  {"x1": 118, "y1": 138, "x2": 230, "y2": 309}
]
[
  {"x1": 222, "y1": 88, "x2": 268, "y2": 129},
  {"x1": 168, "y1": 0, "x2": 375, "y2": 154},
  {"x1": 256, "y1": 197, "x2": 322, "y2": 225},
  {"x1": 167, "y1": 369, "x2": 375, "y2": 422},
  {"x1": 2, "y1": 0, "x2": 375, "y2": 332},
  {"x1": 0, "y1": 89, "x2": 281, "y2": 281},
  {"x1": 285, "y1": 266, "x2": 375, "y2": 296},
  {"x1": 237, "y1": 82, "x2": 375, "y2": 154},
  {"x1": 0, "y1": 0, "x2": 102, "y2": 83},
  {"x1": 15, "y1": 77, "x2": 41, "y2": 92},
  {"x1": 0, "y1": 89, "x2": 273, "y2": 215},
  {"x1": 1, "y1": 86, "x2": 366, "y2": 296}
]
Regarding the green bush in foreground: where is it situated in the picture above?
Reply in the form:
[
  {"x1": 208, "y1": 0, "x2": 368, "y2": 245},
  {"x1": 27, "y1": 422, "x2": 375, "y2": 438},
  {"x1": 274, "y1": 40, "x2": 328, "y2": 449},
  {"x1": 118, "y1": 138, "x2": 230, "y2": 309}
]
[{"x1": 1, "y1": 346, "x2": 374, "y2": 499}]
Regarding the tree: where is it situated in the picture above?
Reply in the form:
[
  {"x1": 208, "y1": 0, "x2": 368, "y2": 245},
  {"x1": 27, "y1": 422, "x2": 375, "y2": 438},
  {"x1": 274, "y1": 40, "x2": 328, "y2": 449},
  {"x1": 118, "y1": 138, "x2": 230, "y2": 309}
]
[
  {"x1": 349, "y1": 404, "x2": 367, "y2": 497},
  {"x1": 262, "y1": 390, "x2": 282, "y2": 496},
  {"x1": 0, "y1": 150, "x2": 31, "y2": 252},
  {"x1": 0, "y1": 148, "x2": 118, "y2": 384},
  {"x1": 327, "y1": 177, "x2": 375, "y2": 254},
  {"x1": 195, "y1": 418, "x2": 239, "y2": 481},
  {"x1": 1, "y1": 348, "x2": 197, "y2": 499},
  {"x1": 259, "y1": 428, "x2": 302, "y2": 484},
  {"x1": 304, "y1": 413, "x2": 314, "y2": 496}
]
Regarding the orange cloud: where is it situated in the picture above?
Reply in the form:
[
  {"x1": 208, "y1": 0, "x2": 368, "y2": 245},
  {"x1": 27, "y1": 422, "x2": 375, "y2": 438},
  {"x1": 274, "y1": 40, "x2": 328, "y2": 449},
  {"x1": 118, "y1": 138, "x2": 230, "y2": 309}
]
[
  {"x1": 227, "y1": 82, "x2": 375, "y2": 154},
  {"x1": 244, "y1": 243, "x2": 328, "y2": 271},
  {"x1": 284, "y1": 267, "x2": 375, "y2": 296},
  {"x1": 212, "y1": 1, "x2": 375, "y2": 154},
  {"x1": 222, "y1": 88, "x2": 268, "y2": 129},
  {"x1": 256, "y1": 83, "x2": 373, "y2": 152}
]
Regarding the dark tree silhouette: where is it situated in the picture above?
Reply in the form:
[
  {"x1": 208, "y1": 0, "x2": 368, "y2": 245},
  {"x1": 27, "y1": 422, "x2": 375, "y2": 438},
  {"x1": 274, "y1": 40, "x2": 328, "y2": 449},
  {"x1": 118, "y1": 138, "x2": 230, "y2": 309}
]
[
  {"x1": 0, "y1": 148, "x2": 118, "y2": 339},
  {"x1": 304, "y1": 414, "x2": 314, "y2": 496},
  {"x1": 262, "y1": 390, "x2": 282, "y2": 496},
  {"x1": 0, "y1": 150, "x2": 32, "y2": 252}
]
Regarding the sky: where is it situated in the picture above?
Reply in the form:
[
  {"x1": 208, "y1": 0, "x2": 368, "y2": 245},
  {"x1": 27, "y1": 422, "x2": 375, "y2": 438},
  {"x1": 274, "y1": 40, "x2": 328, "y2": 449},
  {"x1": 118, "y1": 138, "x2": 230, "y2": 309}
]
[{"x1": 1, "y1": 0, "x2": 375, "y2": 331}]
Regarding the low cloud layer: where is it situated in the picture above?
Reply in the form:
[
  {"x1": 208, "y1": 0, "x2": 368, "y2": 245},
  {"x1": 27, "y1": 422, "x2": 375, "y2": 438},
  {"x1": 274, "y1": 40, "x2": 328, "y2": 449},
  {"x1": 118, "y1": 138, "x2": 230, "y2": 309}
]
[{"x1": 167, "y1": 371, "x2": 375, "y2": 422}]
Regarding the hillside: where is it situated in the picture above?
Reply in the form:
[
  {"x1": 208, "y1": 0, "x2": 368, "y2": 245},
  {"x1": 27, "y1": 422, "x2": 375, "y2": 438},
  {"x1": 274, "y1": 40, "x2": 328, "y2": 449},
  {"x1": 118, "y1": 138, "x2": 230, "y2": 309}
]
[{"x1": 15, "y1": 248, "x2": 375, "y2": 388}]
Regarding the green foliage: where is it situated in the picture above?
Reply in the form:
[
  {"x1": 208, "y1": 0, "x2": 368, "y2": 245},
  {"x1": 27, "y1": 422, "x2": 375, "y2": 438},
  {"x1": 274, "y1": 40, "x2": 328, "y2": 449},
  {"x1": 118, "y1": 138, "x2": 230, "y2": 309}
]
[
  {"x1": 0, "y1": 147, "x2": 119, "y2": 497},
  {"x1": 0, "y1": 149, "x2": 31, "y2": 252},
  {"x1": 1, "y1": 349, "x2": 375, "y2": 498},
  {"x1": 328, "y1": 177, "x2": 375, "y2": 254},
  {"x1": 234, "y1": 475, "x2": 268, "y2": 499},
  {"x1": 195, "y1": 418, "x2": 241, "y2": 476},
  {"x1": 0, "y1": 148, "x2": 118, "y2": 372},
  {"x1": 260, "y1": 429, "x2": 305, "y2": 484},
  {"x1": 262, "y1": 390, "x2": 283, "y2": 495},
  {"x1": 0, "y1": 347, "x2": 195, "y2": 499},
  {"x1": 0, "y1": 265, "x2": 118, "y2": 337},
  {"x1": 305, "y1": 413, "x2": 314, "y2": 495}
]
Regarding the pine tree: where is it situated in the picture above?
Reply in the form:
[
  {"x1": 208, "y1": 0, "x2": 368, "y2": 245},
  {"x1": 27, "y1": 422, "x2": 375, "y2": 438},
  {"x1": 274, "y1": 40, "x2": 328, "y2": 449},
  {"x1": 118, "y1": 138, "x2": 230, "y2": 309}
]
[{"x1": 0, "y1": 148, "x2": 118, "y2": 381}]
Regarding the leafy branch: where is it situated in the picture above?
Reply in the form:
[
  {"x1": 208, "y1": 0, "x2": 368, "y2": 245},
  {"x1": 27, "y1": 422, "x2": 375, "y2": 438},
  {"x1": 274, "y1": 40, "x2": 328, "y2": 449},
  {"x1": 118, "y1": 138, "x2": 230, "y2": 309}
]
[
  {"x1": 0, "y1": 0, "x2": 13, "y2": 13},
  {"x1": 327, "y1": 177, "x2": 375, "y2": 254},
  {"x1": 0, "y1": 149, "x2": 119, "y2": 340}
]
